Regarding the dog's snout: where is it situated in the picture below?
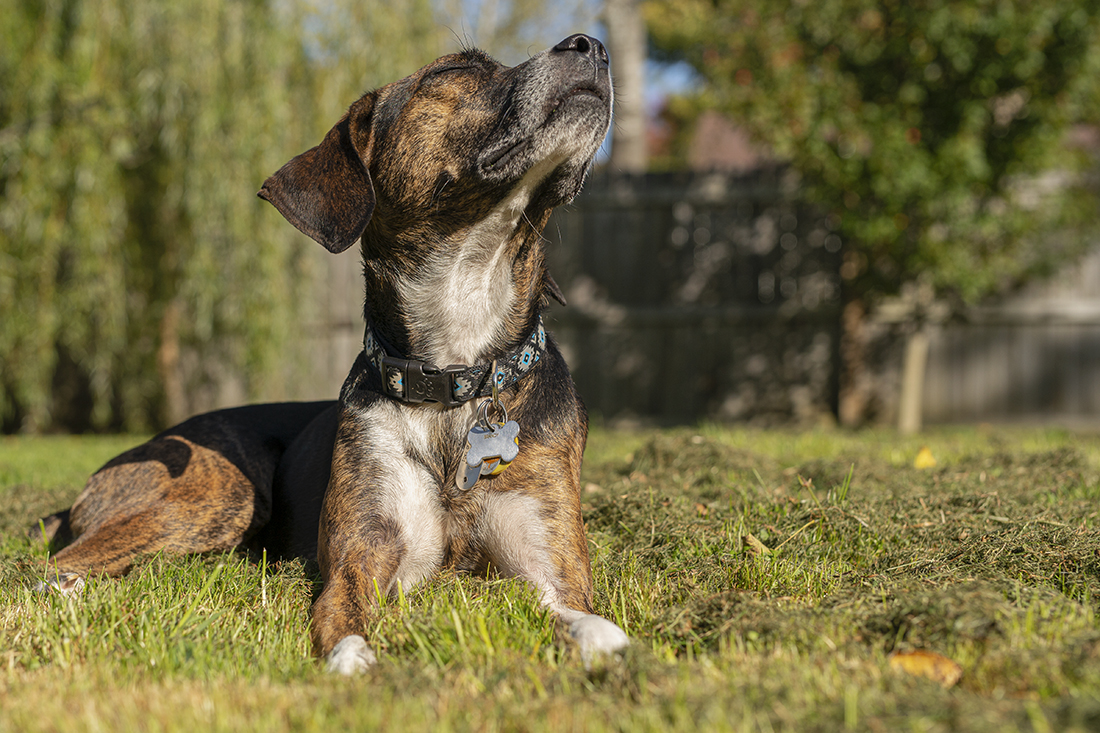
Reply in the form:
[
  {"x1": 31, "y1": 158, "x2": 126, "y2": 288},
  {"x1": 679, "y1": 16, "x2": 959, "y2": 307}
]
[{"x1": 552, "y1": 34, "x2": 609, "y2": 70}]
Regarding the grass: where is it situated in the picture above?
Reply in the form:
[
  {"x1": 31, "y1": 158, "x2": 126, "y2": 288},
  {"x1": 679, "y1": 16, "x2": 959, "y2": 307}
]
[{"x1": 2, "y1": 425, "x2": 1100, "y2": 731}]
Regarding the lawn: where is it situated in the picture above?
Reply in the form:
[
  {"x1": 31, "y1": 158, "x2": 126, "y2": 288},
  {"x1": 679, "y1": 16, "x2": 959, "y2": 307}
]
[{"x1": 2, "y1": 425, "x2": 1099, "y2": 731}]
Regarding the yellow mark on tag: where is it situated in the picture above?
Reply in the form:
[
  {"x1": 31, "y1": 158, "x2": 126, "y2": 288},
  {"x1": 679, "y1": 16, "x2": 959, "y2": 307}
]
[
  {"x1": 889, "y1": 650, "x2": 962, "y2": 687},
  {"x1": 913, "y1": 446, "x2": 937, "y2": 469},
  {"x1": 486, "y1": 434, "x2": 519, "y2": 476}
]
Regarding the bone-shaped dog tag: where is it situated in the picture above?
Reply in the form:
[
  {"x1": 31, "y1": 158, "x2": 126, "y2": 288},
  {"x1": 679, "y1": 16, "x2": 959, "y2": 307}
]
[{"x1": 457, "y1": 420, "x2": 520, "y2": 491}]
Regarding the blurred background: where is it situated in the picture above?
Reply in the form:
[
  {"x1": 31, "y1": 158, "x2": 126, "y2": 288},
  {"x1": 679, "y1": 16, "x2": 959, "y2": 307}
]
[{"x1": 5, "y1": 0, "x2": 1100, "y2": 434}]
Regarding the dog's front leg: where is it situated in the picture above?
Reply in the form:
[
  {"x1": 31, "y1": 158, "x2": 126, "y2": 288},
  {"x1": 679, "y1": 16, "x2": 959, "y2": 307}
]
[
  {"x1": 311, "y1": 407, "x2": 445, "y2": 675},
  {"x1": 478, "y1": 452, "x2": 629, "y2": 666}
]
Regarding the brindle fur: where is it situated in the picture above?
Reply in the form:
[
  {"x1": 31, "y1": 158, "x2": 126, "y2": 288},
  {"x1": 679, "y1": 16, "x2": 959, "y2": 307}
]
[{"x1": 33, "y1": 35, "x2": 626, "y2": 671}]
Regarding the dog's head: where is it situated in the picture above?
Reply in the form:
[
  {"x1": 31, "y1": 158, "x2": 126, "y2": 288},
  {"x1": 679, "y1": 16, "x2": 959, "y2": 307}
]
[{"x1": 259, "y1": 34, "x2": 612, "y2": 254}]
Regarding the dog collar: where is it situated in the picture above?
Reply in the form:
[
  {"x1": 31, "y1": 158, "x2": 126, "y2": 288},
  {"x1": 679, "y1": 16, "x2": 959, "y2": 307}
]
[{"x1": 363, "y1": 317, "x2": 547, "y2": 407}]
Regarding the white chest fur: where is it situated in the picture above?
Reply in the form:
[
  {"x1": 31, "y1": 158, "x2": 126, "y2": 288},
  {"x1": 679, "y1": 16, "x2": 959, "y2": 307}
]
[{"x1": 396, "y1": 156, "x2": 567, "y2": 367}]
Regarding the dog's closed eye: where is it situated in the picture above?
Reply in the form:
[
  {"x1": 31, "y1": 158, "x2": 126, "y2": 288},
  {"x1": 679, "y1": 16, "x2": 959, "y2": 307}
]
[{"x1": 431, "y1": 65, "x2": 470, "y2": 77}]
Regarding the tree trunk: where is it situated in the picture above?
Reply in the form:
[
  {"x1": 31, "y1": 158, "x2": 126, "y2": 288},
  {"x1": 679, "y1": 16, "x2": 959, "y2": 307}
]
[
  {"x1": 157, "y1": 299, "x2": 186, "y2": 428},
  {"x1": 897, "y1": 327, "x2": 930, "y2": 435},
  {"x1": 603, "y1": 0, "x2": 648, "y2": 173},
  {"x1": 838, "y1": 298, "x2": 869, "y2": 427}
]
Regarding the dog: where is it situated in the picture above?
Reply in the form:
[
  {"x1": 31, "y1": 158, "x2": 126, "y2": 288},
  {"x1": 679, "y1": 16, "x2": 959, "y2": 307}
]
[{"x1": 31, "y1": 34, "x2": 629, "y2": 674}]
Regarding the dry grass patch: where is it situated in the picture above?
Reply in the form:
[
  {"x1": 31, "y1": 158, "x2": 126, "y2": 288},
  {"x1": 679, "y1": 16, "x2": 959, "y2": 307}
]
[{"x1": 2, "y1": 426, "x2": 1100, "y2": 731}]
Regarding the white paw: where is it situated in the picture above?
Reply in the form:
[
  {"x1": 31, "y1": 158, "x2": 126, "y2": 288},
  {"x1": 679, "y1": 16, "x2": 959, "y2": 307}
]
[
  {"x1": 569, "y1": 614, "x2": 629, "y2": 668},
  {"x1": 325, "y1": 634, "x2": 376, "y2": 675},
  {"x1": 35, "y1": 571, "x2": 85, "y2": 597}
]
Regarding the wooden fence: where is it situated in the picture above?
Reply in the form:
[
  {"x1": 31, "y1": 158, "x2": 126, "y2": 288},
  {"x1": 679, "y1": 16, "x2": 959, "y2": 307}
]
[
  {"x1": 542, "y1": 171, "x2": 841, "y2": 424},
  {"x1": 920, "y1": 251, "x2": 1100, "y2": 424},
  {"x1": 284, "y1": 170, "x2": 1100, "y2": 427}
]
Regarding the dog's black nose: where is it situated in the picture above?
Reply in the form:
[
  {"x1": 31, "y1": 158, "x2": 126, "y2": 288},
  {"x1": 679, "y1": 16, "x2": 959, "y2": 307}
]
[{"x1": 553, "y1": 34, "x2": 609, "y2": 70}]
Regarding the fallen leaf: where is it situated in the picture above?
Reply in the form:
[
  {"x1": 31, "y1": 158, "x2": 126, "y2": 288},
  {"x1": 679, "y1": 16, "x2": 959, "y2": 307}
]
[
  {"x1": 695, "y1": 503, "x2": 710, "y2": 517},
  {"x1": 889, "y1": 650, "x2": 962, "y2": 687},
  {"x1": 913, "y1": 446, "x2": 937, "y2": 469},
  {"x1": 744, "y1": 533, "x2": 772, "y2": 556}
]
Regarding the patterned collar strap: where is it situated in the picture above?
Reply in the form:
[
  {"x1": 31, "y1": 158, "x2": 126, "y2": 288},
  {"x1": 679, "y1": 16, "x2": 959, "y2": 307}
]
[{"x1": 363, "y1": 317, "x2": 546, "y2": 407}]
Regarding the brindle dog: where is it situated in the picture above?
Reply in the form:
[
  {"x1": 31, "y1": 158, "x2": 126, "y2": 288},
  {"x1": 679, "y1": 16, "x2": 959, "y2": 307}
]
[{"x1": 33, "y1": 34, "x2": 628, "y2": 674}]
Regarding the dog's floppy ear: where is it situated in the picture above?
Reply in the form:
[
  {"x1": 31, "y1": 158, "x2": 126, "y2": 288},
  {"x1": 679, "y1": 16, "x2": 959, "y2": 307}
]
[{"x1": 258, "y1": 95, "x2": 376, "y2": 253}]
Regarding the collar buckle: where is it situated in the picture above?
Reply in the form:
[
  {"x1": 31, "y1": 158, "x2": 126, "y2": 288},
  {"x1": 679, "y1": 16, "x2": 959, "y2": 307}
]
[{"x1": 380, "y1": 356, "x2": 465, "y2": 407}]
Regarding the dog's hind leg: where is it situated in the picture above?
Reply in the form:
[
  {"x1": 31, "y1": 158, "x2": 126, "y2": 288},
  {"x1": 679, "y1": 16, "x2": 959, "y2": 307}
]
[{"x1": 39, "y1": 403, "x2": 328, "y2": 587}]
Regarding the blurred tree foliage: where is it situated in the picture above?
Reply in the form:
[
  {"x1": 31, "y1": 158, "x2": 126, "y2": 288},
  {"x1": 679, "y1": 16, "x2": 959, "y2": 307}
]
[
  {"x1": 645, "y1": 0, "x2": 1100, "y2": 306},
  {"x1": 0, "y1": 0, "x2": 443, "y2": 432},
  {"x1": 436, "y1": 0, "x2": 598, "y2": 61}
]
